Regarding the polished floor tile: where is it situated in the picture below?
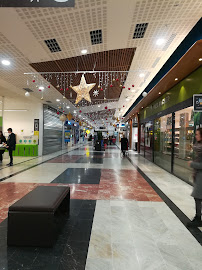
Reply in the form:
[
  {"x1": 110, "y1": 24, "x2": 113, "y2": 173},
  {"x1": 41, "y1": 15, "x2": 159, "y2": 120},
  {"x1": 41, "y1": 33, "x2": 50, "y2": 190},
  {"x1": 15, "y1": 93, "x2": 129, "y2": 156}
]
[
  {"x1": 76, "y1": 157, "x2": 103, "y2": 164},
  {"x1": 0, "y1": 199, "x2": 96, "y2": 270},
  {"x1": 52, "y1": 168, "x2": 102, "y2": 184},
  {"x1": 0, "y1": 142, "x2": 202, "y2": 270}
]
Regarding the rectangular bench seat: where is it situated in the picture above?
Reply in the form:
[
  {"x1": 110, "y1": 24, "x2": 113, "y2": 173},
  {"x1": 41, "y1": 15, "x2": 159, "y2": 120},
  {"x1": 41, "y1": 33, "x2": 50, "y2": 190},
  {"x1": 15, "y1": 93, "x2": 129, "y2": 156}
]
[{"x1": 7, "y1": 186, "x2": 70, "y2": 247}]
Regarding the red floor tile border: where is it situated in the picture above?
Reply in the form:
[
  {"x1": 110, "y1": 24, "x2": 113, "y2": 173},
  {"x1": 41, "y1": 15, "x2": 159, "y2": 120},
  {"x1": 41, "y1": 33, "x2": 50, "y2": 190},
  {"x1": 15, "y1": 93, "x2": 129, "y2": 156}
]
[{"x1": 0, "y1": 168, "x2": 163, "y2": 224}]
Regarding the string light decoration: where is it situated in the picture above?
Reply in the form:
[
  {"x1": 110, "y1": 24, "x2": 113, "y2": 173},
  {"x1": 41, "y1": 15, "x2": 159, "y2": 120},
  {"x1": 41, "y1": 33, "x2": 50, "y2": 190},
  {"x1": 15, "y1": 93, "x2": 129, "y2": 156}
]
[{"x1": 25, "y1": 70, "x2": 146, "y2": 125}]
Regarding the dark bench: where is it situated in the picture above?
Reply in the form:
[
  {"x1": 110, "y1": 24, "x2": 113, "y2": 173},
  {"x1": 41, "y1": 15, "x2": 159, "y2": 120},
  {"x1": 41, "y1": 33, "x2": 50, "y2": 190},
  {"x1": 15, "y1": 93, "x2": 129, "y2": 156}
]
[{"x1": 7, "y1": 186, "x2": 70, "y2": 247}]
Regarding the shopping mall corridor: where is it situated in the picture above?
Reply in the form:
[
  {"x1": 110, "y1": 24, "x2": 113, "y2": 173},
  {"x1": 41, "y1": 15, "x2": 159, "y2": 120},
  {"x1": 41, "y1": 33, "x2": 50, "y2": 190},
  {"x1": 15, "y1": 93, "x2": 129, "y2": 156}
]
[{"x1": 0, "y1": 144, "x2": 202, "y2": 270}]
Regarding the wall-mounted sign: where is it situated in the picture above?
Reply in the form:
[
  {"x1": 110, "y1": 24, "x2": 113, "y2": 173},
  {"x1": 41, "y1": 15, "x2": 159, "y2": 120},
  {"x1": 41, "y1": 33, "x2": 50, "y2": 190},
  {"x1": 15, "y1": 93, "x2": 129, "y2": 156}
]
[
  {"x1": 65, "y1": 130, "x2": 71, "y2": 143},
  {"x1": 193, "y1": 94, "x2": 202, "y2": 112},
  {"x1": 34, "y1": 119, "x2": 39, "y2": 143},
  {"x1": 0, "y1": 0, "x2": 75, "y2": 7}
]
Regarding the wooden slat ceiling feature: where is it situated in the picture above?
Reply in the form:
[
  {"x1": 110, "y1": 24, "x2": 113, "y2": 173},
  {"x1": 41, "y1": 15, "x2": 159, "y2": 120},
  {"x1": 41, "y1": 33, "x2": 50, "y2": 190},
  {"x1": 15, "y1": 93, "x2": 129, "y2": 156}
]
[
  {"x1": 30, "y1": 48, "x2": 136, "y2": 105},
  {"x1": 84, "y1": 109, "x2": 116, "y2": 121},
  {"x1": 125, "y1": 40, "x2": 202, "y2": 121}
]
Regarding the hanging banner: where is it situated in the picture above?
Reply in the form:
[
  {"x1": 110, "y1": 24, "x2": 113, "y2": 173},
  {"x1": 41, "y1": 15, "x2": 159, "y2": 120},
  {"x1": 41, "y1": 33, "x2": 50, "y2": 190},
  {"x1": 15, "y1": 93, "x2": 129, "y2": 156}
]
[{"x1": 0, "y1": 0, "x2": 75, "y2": 7}]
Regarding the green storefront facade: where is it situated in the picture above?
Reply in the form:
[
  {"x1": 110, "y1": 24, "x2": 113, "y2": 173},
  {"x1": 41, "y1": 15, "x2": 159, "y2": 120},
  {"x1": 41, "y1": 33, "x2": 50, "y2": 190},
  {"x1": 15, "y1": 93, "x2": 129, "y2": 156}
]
[{"x1": 139, "y1": 66, "x2": 202, "y2": 184}]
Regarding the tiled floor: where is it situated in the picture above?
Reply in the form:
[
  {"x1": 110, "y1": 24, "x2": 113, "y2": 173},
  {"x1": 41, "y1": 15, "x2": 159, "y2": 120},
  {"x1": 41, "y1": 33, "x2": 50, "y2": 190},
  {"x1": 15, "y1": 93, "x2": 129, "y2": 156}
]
[{"x1": 0, "y1": 144, "x2": 202, "y2": 270}]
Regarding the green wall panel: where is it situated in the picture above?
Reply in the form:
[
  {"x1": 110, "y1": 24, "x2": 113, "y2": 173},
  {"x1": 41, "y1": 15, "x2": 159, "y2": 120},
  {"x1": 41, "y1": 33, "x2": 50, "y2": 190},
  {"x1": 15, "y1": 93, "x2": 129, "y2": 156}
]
[
  {"x1": 140, "y1": 67, "x2": 202, "y2": 120},
  {"x1": 0, "y1": 116, "x2": 2, "y2": 130}
]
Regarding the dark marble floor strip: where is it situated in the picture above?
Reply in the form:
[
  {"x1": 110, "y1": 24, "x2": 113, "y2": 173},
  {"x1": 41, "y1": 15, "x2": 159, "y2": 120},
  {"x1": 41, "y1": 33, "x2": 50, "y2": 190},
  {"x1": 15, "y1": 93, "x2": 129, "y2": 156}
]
[{"x1": 0, "y1": 199, "x2": 96, "y2": 270}]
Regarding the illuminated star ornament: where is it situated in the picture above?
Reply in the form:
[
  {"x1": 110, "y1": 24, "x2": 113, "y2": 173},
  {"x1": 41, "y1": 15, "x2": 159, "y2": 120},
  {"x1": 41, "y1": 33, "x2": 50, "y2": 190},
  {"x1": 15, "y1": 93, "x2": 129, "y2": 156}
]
[{"x1": 71, "y1": 74, "x2": 96, "y2": 104}]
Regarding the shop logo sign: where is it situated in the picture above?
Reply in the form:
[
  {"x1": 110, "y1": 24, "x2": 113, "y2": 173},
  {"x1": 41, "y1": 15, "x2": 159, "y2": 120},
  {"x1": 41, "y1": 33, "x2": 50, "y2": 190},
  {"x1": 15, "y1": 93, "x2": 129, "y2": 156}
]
[
  {"x1": 193, "y1": 94, "x2": 202, "y2": 112},
  {"x1": 150, "y1": 96, "x2": 170, "y2": 110},
  {"x1": 0, "y1": 0, "x2": 75, "y2": 7}
]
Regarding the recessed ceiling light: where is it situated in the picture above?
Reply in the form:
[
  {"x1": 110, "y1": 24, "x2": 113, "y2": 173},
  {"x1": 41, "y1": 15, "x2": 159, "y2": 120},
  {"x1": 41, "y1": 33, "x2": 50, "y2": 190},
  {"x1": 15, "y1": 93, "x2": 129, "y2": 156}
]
[
  {"x1": 199, "y1": 58, "x2": 202, "y2": 61},
  {"x1": 175, "y1": 78, "x2": 178, "y2": 81},
  {"x1": 156, "y1": 38, "x2": 165, "y2": 46},
  {"x1": 98, "y1": 105, "x2": 101, "y2": 107},
  {"x1": 39, "y1": 86, "x2": 44, "y2": 90},
  {"x1": 141, "y1": 106, "x2": 144, "y2": 109},
  {"x1": 81, "y1": 49, "x2": 87, "y2": 54},
  {"x1": 56, "y1": 99, "x2": 60, "y2": 102},
  {"x1": 1, "y1": 59, "x2": 10, "y2": 66},
  {"x1": 66, "y1": 106, "x2": 70, "y2": 109},
  {"x1": 139, "y1": 73, "x2": 145, "y2": 78},
  {"x1": 159, "y1": 92, "x2": 161, "y2": 95}
]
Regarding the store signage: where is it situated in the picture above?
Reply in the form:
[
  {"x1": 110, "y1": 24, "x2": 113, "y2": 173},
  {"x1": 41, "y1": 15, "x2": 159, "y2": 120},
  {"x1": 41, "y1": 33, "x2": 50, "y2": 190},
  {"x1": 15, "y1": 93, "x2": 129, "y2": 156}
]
[
  {"x1": 193, "y1": 95, "x2": 202, "y2": 112},
  {"x1": 34, "y1": 119, "x2": 39, "y2": 132},
  {"x1": 0, "y1": 0, "x2": 75, "y2": 7},
  {"x1": 150, "y1": 96, "x2": 170, "y2": 110}
]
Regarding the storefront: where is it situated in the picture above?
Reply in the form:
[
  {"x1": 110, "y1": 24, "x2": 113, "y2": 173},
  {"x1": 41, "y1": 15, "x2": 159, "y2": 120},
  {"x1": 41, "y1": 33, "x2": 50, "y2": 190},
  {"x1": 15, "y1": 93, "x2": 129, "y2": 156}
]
[{"x1": 139, "y1": 66, "x2": 202, "y2": 184}]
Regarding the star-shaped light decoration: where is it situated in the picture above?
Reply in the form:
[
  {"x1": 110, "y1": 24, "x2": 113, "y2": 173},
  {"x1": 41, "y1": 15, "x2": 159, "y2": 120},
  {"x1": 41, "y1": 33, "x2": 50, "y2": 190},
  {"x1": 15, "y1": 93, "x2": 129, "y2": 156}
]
[
  {"x1": 71, "y1": 74, "x2": 96, "y2": 104},
  {"x1": 93, "y1": 89, "x2": 99, "y2": 97}
]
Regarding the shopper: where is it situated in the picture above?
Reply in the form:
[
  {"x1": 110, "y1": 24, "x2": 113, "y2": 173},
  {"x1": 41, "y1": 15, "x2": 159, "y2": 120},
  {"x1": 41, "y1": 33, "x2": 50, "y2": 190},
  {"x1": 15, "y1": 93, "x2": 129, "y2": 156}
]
[
  {"x1": 0, "y1": 131, "x2": 6, "y2": 163},
  {"x1": 6, "y1": 128, "x2": 16, "y2": 167},
  {"x1": 188, "y1": 127, "x2": 202, "y2": 227},
  {"x1": 121, "y1": 135, "x2": 128, "y2": 156}
]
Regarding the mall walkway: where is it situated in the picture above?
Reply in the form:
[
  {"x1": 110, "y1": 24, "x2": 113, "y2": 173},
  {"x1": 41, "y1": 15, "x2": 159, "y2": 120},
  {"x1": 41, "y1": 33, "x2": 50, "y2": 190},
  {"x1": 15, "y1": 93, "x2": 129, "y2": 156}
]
[{"x1": 0, "y1": 144, "x2": 202, "y2": 270}]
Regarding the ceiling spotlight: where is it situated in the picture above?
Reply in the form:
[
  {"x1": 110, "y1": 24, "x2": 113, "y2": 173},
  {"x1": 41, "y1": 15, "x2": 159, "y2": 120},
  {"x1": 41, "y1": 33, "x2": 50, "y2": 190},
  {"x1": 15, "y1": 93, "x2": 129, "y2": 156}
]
[
  {"x1": 25, "y1": 91, "x2": 30, "y2": 97},
  {"x1": 156, "y1": 38, "x2": 165, "y2": 46},
  {"x1": 175, "y1": 78, "x2": 178, "y2": 81},
  {"x1": 81, "y1": 49, "x2": 87, "y2": 54},
  {"x1": 1, "y1": 59, "x2": 11, "y2": 66},
  {"x1": 56, "y1": 99, "x2": 60, "y2": 102},
  {"x1": 199, "y1": 58, "x2": 202, "y2": 61},
  {"x1": 141, "y1": 107, "x2": 144, "y2": 109},
  {"x1": 98, "y1": 105, "x2": 101, "y2": 107},
  {"x1": 139, "y1": 73, "x2": 145, "y2": 78},
  {"x1": 39, "y1": 86, "x2": 44, "y2": 90},
  {"x1": 66, "y1": 106, "x2": 70, "y2": 109},
  {"x1": 159, "y1": 92, "x2": 161, "y2": 95}
]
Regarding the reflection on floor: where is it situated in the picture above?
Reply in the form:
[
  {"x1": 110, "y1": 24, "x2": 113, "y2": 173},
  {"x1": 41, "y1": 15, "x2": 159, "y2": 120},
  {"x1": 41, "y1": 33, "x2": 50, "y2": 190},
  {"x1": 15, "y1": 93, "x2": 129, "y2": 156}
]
[{"x1": 0, "y1": 144, "x2": 202, "y2": 270}]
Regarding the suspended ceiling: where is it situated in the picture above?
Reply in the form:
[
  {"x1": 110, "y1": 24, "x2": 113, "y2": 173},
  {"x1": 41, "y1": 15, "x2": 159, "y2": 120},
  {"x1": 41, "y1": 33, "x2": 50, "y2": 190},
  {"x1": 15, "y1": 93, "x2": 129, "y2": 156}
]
[
  {"x1": 0, "y1": 0, "x2": 201, "y2": 127},
  {"x1": 30, "y1": 48, "x2": 136, "y2": 106}
]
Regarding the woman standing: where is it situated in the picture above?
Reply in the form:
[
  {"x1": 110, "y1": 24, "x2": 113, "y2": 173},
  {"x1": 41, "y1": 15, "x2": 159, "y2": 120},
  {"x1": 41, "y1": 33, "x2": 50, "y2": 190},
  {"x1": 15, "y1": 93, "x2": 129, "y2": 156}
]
[
  {"x1": 0, "y1": 131, "x2": 6, "y2": 163},
  {"x1": 188, "y1": 128, "x2": 202, "y2": 227}
]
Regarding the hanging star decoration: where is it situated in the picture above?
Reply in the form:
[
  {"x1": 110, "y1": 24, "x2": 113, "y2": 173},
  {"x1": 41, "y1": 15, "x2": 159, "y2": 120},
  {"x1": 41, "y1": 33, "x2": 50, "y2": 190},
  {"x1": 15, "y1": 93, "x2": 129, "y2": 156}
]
[
  {"x1": 71, "y1": 74, "x2": 96, "y2": 104},
  {"x1": 93, "y1": 89, "x2": 99, "y2": 97}
]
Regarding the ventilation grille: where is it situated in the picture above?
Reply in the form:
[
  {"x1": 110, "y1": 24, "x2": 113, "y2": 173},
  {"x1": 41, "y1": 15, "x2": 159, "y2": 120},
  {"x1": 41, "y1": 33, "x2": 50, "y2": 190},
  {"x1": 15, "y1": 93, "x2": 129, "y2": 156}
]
[
  {"x1": 23, "y1": 88, "x2": 33, "y2": 92},
  {"x1": 133, "y1": 23, "x2": 148, "y2": 39},
  {"x1": 152, "y1": 57, "x2": 161, "y2": 68},
  {"x1": 162, "y1": 34, "x2": 176, "y2": 51},
  {"x1": 44, "y1": 39, "x2": 61, "y2": 53},
  {"x1": 90, "y1": 29, "x2": 103, "y2": 45}
]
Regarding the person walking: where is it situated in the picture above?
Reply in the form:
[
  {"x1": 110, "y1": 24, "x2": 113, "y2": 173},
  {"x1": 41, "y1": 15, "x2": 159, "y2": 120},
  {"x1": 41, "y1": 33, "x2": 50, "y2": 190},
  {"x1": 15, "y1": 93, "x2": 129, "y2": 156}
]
[
  {"x1": 188, "y1": 128, "x2": 202, "y2": 227},
  {"x1": 121, "y1": 135, "x2": 128, "y2": 156},
  {"x1": 0, "y1": 131, "x2": 6, "y2": 163},
  {"x1": 6, "y1": 128, "x2": 16, "y2": 167}
]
